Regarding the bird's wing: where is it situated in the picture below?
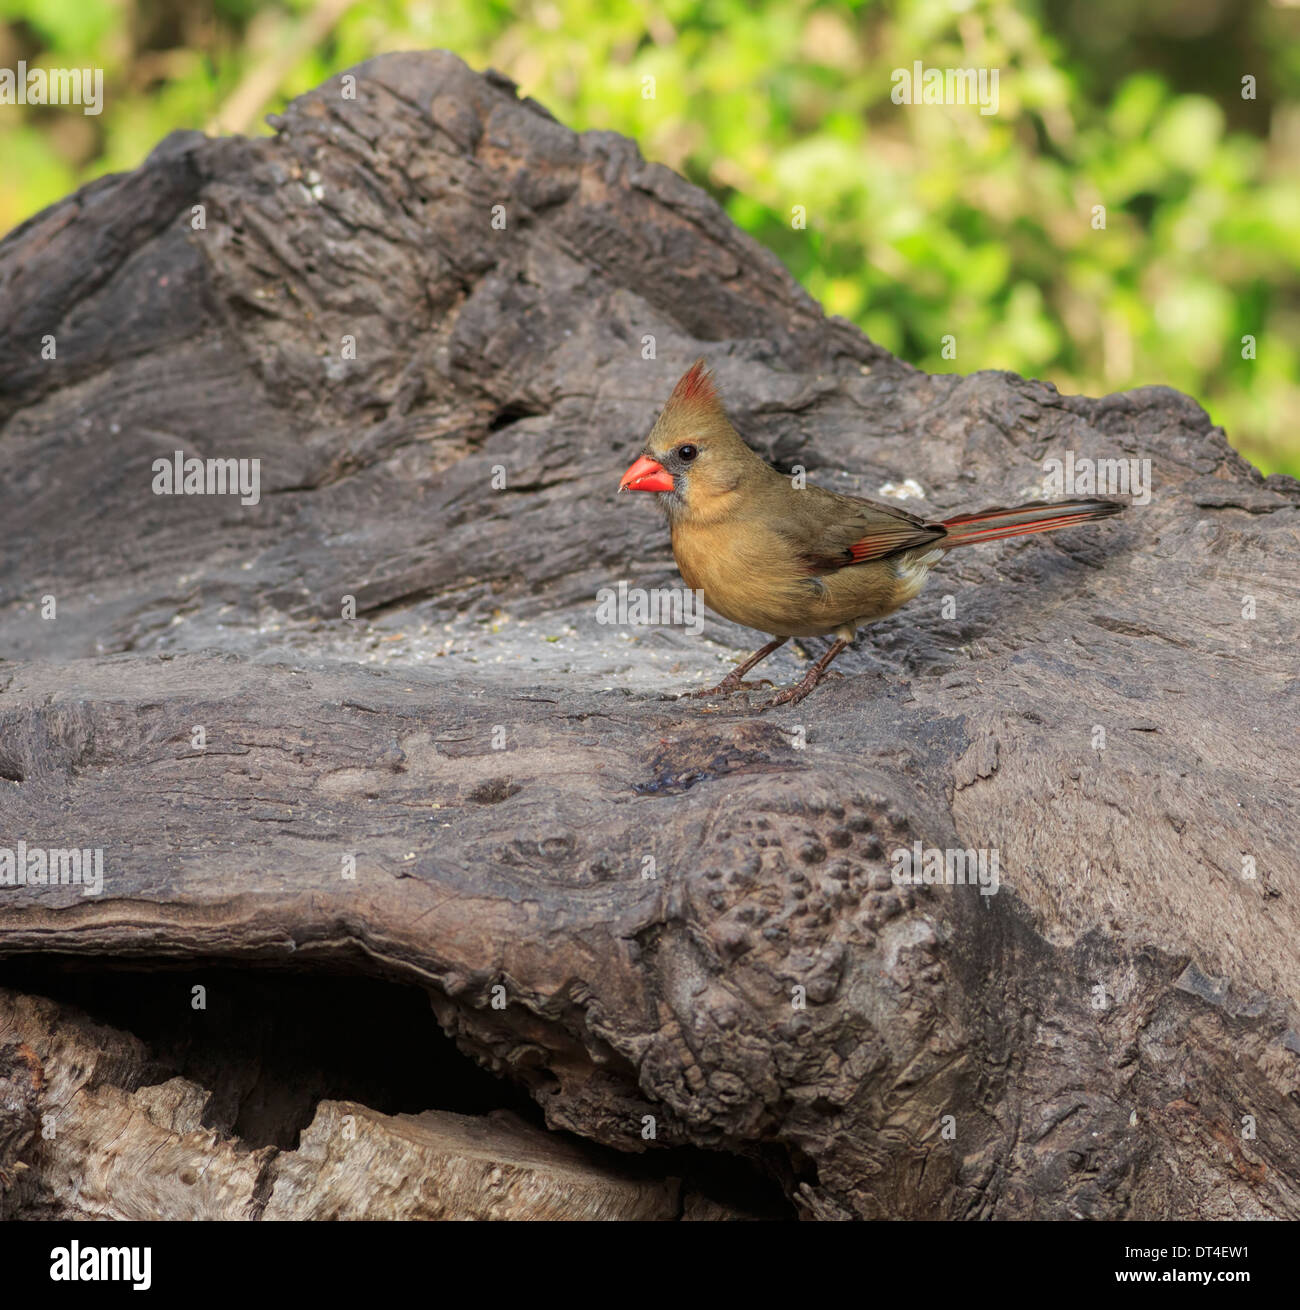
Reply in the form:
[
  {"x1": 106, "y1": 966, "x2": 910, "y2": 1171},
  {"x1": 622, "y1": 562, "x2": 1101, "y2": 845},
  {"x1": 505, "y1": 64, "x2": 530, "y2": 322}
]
[{"x1": 778, "y1": 487, "x2": 946, "y2": 574}]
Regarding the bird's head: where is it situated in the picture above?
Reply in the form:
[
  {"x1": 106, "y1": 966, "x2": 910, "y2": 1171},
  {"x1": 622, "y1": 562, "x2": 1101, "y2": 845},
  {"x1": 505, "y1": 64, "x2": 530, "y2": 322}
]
[{"x1": 618, "y1": 360, "x2": 764, "y2": 520}]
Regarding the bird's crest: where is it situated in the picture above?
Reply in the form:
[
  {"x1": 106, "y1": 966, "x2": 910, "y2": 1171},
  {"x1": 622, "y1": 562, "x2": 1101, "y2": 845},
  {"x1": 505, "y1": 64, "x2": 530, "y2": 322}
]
[{"x1": 662, "y1": 358, "x2": 721, "y2": 418}]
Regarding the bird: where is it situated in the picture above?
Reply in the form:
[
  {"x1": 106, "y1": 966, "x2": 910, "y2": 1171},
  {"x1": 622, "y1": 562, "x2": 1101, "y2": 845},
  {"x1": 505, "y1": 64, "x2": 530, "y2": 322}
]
[{"x1": 618, "y1": 359, "x2": 1125, "y2": 708}]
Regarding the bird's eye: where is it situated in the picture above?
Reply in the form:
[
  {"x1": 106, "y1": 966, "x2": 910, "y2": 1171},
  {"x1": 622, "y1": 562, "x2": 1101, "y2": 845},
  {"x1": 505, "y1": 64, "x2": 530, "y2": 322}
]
[{"x1": 677, "y1": 444, "x2": 699, "y2": 463}]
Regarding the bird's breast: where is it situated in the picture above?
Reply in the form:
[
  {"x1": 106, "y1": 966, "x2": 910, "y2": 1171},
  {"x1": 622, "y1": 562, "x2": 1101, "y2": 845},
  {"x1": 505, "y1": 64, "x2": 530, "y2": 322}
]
[
  {"x1": 671, "y1": 518, "x2": 794, "y2": 632},
  {"x1": 671, "y1": 520, "x2": 941, "y2": 638}
]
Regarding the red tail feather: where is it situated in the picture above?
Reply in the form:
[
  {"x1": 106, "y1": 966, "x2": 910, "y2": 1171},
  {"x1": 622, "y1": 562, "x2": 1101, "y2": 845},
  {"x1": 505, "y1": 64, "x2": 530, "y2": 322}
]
[{"x1": 940, "y1": 499, "x2": 1124, "y2": 548}]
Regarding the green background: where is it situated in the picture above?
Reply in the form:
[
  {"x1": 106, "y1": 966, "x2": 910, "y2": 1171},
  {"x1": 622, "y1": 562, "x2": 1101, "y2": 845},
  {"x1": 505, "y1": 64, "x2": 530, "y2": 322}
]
[{"x1": 3, "y1": 0, "x2": 1297, "y2": 476}]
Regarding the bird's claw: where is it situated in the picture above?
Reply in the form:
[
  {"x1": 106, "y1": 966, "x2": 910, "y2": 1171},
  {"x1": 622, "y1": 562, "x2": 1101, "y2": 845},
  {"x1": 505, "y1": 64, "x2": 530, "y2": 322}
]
[
  {"x1": 758, "y1": 685, "x2": 813, "y2": 710},
  {"x1": 687, "y1": 676, "x2": 775, "y2": 700},
  {"x1": 757, "y1": 671, "x2": 836, "y2": 710}
]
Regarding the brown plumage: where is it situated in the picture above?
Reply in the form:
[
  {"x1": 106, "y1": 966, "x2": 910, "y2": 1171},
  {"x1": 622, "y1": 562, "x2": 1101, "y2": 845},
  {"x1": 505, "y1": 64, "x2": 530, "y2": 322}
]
[{"x1": 619, "y1": 360, "x2": 1125, "y2": 706}]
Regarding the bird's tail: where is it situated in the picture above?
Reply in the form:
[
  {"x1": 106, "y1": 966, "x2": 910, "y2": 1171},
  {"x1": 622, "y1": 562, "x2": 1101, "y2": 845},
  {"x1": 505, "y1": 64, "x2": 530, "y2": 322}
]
[{"x1": 939, "y1": 499, "x2": 1124, "y2": 548}]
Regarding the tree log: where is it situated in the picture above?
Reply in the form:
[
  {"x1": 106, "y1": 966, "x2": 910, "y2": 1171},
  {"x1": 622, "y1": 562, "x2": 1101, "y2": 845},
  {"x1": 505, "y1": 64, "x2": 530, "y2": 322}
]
[
  {"x1": 0, "y1": 987, "x2": 753, "y2": 1220},
  {"x1": 0, "y1": 51, "x2": 1297, "y2": 1220}
]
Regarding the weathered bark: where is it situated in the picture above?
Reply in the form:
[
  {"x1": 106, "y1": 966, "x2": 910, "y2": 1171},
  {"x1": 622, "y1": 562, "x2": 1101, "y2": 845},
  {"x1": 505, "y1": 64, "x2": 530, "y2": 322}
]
[
  {"x1": 0, "y1": 988, "x2": 758, "y2": 1220},
  {"x1": 0, "y1": 51, "x2": 1297, "y2": 1220}
]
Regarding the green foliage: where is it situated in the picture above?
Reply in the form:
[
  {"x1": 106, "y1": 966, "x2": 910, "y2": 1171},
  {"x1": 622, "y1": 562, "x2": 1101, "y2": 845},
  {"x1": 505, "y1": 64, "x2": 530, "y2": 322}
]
[{"x1": 2, "y1": 0, "x2": 1296, "y2": 476}]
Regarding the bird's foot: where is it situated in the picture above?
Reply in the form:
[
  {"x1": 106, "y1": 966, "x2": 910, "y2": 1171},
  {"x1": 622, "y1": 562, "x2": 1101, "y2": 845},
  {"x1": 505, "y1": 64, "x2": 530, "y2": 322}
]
[
  {"x1": 686, "y1": 675, "x2": 775, "y2": 700},
  {"x1": 759, "y1": 668, "x2": 841, "y2": 710}
]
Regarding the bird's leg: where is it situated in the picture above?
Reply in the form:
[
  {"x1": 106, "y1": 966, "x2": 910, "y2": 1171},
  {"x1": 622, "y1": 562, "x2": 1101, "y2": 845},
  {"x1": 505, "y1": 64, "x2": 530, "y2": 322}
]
[
  {"x1": 688, "y1": 637, "x2": 789, "y2": 698},
  {"x1": 762, "y1": 637, "x2": 851, "y2": 709}
]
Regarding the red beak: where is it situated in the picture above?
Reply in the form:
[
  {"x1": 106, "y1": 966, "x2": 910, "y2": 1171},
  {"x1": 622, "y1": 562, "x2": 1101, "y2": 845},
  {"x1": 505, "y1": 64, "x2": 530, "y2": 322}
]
[{"x1": 619, "y1": 454, "x2": 675, "y2": 493}]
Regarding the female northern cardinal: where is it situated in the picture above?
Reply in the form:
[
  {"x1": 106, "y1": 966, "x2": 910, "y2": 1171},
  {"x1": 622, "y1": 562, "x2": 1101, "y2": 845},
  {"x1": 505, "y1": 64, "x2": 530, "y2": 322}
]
[{"x1": 619, "y1": 360, "x2": 1125, "y2": 707}]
